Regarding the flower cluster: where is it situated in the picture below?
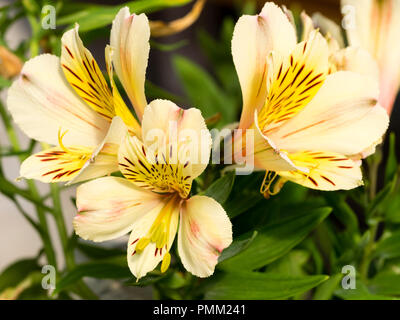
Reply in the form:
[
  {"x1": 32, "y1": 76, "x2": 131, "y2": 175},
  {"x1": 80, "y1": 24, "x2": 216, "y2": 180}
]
[{"x1": 6, "y1": 2, "x2": 395, "y2": 280}]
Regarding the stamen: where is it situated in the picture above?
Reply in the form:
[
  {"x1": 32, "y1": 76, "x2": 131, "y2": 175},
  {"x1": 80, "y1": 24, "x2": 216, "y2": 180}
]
[
  {"x1": 161, "y1": 252, "x2": 171, "y2": 273},
  {"x1": 135, "y1": 237, "x2": 150, "y2": 252}
]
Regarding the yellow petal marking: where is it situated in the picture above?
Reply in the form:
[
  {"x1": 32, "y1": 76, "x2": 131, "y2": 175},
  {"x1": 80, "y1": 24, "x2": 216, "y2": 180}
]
[{"x1": 258, "y1": 34, "x2": 329, "y2": 134}]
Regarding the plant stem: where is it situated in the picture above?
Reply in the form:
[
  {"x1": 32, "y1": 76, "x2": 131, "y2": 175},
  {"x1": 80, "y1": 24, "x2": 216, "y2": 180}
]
[
  {"x1": 359, "y1": 150, "x2": 382, "y2": 279},
  {"x1": 0, "y1": 101, "x2": 57, "y2": 268}
]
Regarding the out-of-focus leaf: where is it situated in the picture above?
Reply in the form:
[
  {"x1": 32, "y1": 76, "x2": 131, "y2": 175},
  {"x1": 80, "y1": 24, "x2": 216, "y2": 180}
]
[
  {"x1": 0, "y1": 258, "x2": 39, "y2": 293},
  {"x1": 385, "y1": 133, "x2": 398, "y2": 184},
  {"x1": 314, "y1": 273, "x2": 342, "y2": 300},
  {"x1": 76, "y1": 242, "x2": 125, "y2": 260},
  {"x1": 204, "y1": 271, "x2": 328, "y2": 300},
  {"x1": 323, "y1": 192, "x2": 359, "y2": 233},
  {"x1": 125, "y1": 270, "x2": 169, "y2": 287},
  {"x1": 54, "y1": 257, "x2": 130, "y2": 294},
  {"x1": 335, "y1": 282, "x2": 397, "y2": 300},
  {"x1": 145, "y1": 81, "x2": 184, "y2": 104},
  {"x1": 374, "y1": 230, "x2": 400, "y2": 260},
  {"x1": 0, "y1": 76, "x2": 11, "y2": 88},
  {"x1": 218, "y1": 231, "x2": 257, "y2": 263},
  {"x1": 368, "y1": 272, "x2": 400, "y2": 296},
  {"x1": 219, "y1": 207, "x2": 331, "y2": 271},
  {"x1": 58, "y1": 0, "x2": 192, "y2": 32},
  {"x1": 265, "y1": 250, "x2": 310, "y2": 276},
  {"x1": 367, "y1": 174, "x2": 397, "y2": 217},
  {"x1": 173, "y1": 55, "x2": 236, "y2": 125},
  {"x1": 202, "y1": 171, "x2": 235, "y2": 204},
  {"x1": 150, "y1": 39, "x2": 189, "y2": 52}
]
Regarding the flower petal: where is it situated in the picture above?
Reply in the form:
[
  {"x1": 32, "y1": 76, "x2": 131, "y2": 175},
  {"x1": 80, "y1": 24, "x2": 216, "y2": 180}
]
[
  {"x1": 278, "y1": 151, "x2": 363, "y2": 191},
  {"x1": 68, "y1": 116, "x2": 127, "y2": 184},
  {"x1": 61, "y1": 25, "x2": 115, "y2": 121},
  {"x1": 141, "y1": 99, "x2": 212, "y2": 179},
  {"x1": 110, "y1": 7, "x2": 149, "y2": 120},
  {"x1": 127, "y1": 196, "x2": 179, "y2": 280},
  {"x1": 273, "y1": 71, "x2": 389, "y2": 156},
  {"x1": 7, "y1": 54, "x2": 109, "y2": 146},
  {"x1": 105, "y1": 45, "x2": 141, "y2": 135},
  {"x1": 20, "y1": 146, "x2": 93, "y2": 183},
  {"x1": 232, "y1": 2, "x2": 297, "y2": 129},
  {"x1": 178, "y1": 196, "x2": 232, "y2": 278},
  {"x1": 74, "y1": 176, "x2": 163, "y2": 242}
]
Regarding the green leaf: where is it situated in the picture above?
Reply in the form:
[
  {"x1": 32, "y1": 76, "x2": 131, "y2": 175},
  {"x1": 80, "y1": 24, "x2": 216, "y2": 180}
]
[
  {"x1": 374, "y1": 230, "x2": 400, "y2": 260},
  {"x1": 0, "y1": 258, "x2": 39, "y2": 292},
  {"x1": 265, "y1": 250, "x2": 310, "y2": 276},
  {"x1": 385, "y1": 133, "x2": 398, "y2": 184},
  {"x1": 368, "y1": 272, "x2": 400, "y2": 296},
  {"x1": 205, "y1": 271, "x2": 328, "y2": 300},
  {"x1": 145, "y1": 81, "x2": 184, "y2": 104},
  {"x1": 54, "y1": 257, "x2": 130, "y2": 294},
  {"x1": 58, "y1": 0, "x2": 192, "y2": 32},
  {"x1": 202, "y1": 171, "x2": 235, "y2": 204},
  {"x1": 367, "y1": 173, "x2": 397, "y2": 217},
  {"x1": 173, "y1": 55, "x2": 236, "y2": 125},
  {"x1": 218, "y1": 231, "x2": 258, "y2": 263},
  {"x1": 76, "y1": 242, "x2": 125, "y2": 260},
  {"x1": 0, "y1": 76, "x2": 12, "y2": 88},
  {"x1": 313, "y1": 273, "x2": 342, "y2": 300},
  {"x1": 219, "y1": 207, "x2": 331, "y2": 271},
  {"x1": 150, "y1": 39, "x2": 189, "y2": 52},
  {"x1": 335, "y1": 282, "x2": 397, "y2": 300}
]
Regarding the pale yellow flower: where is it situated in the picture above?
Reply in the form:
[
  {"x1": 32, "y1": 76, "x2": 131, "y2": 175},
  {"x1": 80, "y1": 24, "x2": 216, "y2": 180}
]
[
  {"x1": 74, "y1": 100, "x2": 232, "y2": 280},
  {"x1": 7, "y1": 7, "x2": 153, "y2": 183},
  {"x1": 342, "y1": 0, "x2": 400, "y2": 115},
  {"x1": 230, "y1": 2, "x2": 389, "y2": 195}
]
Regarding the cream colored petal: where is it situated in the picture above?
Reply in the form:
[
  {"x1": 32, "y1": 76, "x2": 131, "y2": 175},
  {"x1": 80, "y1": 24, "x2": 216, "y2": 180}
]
[
  {"x1": 273, "y1": 71, "x2": 389, "y2": 156},
  {"x1": 7, "y1": 54, "x2": 109, "y2": 147},
  {"x1": 105, "y1": 45, "x2": 141, "y2": 136},
  {"x1": 68, "y1": 116, "x2": 127, "y2": 184},
  {"x1": 61, "y1": 25, "x2": 115, "y2": 121},
  {"x1": 110, "y1": 7, "x2": 149, "y2": 120},
  {"x1": 74, "y1": 176, "x2": 163, "y2": 242},
  {"x1": 178, "y1": 196, "x2": 232, "y2": 278},
  {"x1": 232, "y1": 2, "x2": 296, "y2": 130},
  {"x1": 141, "y1": 99, "x2": 212, "y2": 179},
  {"x1": 279, "y1": 151, "x2": 363, "y2": 191},
  {"x1": 127, "y1": 196, "x2": 179, "y2": 280},
  {"x1": 19, "y1": 146, "x2": 93, "y2": 183},
  {"x1": 312, "y1": 12, "x2": 345, "y2": 48},
  {"x1": 331, "y1": 46, "x2": 379, "y2": 80}
]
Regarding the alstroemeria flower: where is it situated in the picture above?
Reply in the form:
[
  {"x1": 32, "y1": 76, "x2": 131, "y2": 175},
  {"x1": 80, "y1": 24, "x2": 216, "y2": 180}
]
[
  {"x1": 7, "y1": 7, "x2": 151, "y2": 183},
  {"x1": 73, "y1": 100, "x2": 232, "y2": 280},
  {"x1": 341, "y1": 0, "x2": 400, "y2": 115},
  {"x1": 230, "y1": 2, "x2": 389, "y2": 195}
]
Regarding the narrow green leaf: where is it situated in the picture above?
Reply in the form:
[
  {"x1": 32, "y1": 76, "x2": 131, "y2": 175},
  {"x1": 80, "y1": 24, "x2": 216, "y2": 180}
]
[
  {"x1": 314, "y1": 273, "x2": 342, "y2": 300},
  {"x1": 58, "y1": 0, "x2": 192, "y2": 32},
  {"x1": 54, "y1": 257, "x2": 130, "y2": 294},
  {"x1": 218, "y1": 231, "x2": 258, "y2": 263},
  {"x1": 173, "y1": 55, "x2": 236, "y2": 125},
  {"x1": 0, "y1": 258, "x2": 39, "y2": 292},
  {"x1": 368, "y1": 272, "x2": 400, "y2": 296},
  {"x1": 205, "y1": 271, "x2": 328, "y2": 300},
  {"x1": 76, "y1": 242, "x2": 125, "y2": 260},
  {"x1": 385, "y1": 133, "x2": 397, "y2": 184},
  {"x1": 219, "y1": 207, "x2": 331, "y2": 271},
  {"x1": 374, "y1": 230, "x2": 400, "y2": 260},
  {"x1": 202, "y1": 171, "x2": 235, "y2": 205},
  {"x1": 335, "y1": 282, "x2": 397, "y2": 300}
]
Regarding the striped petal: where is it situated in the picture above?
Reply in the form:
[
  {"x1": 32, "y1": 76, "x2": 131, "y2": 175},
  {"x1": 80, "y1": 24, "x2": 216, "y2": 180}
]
[
  {"x1": 7, "y1": 54, "x2": 109, "y2": 147},
  {"x1": 61, "y1": 25, "x2": 115, "y2": 121},
  {"x1": 74, "y1": 176, "x2": 163, "y2": 242},
  {"x1": 127, "y1": 195, "x2": 179, "y2": 280},
  {"x1": 178, "y1": 196, "x2": 232, "y2": 278},
  {"x1": 272, "y1": 71, "x2": 389, "y2": 156},
  {"x1": 278, "y1": 151, "x2": 363, "y2": 191},
  {"x1": 232, "y1": 2, "x2": 297, "y2": 130},
  {"x1": 20, "y1": 145, "x2": 93, "y2": 183},
  {"x1": 105, "y1": 45, "x2": 141, "y2": 136},
  {"x1": 110, "y1": 7, "x2": 149, "y2": 120}
]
